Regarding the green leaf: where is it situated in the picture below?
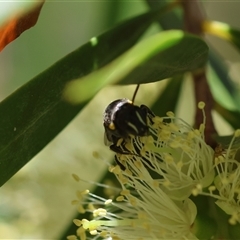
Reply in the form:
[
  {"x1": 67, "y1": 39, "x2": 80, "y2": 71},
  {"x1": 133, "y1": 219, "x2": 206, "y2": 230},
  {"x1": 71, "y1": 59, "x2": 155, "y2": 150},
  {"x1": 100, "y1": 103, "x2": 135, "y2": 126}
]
[
  {"x1": 193, "y1": 214, "x2": 217, "y2": 240},
  {"x1": 0, "y1": 8, "x2": 166, "y2": 187},
  {"x1": 64, "y1": 30, "x2": 208, "y2": 104}
]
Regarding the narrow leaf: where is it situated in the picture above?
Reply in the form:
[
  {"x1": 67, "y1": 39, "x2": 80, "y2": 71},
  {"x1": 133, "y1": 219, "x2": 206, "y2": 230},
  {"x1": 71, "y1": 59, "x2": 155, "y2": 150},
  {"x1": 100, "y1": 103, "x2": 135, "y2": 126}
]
[
  {"x1": 0, "y1": 8, "x2": 165, "y2": 186},
  {"x1": 64, "y1": 30, "x2": 208, "y2": 104}
]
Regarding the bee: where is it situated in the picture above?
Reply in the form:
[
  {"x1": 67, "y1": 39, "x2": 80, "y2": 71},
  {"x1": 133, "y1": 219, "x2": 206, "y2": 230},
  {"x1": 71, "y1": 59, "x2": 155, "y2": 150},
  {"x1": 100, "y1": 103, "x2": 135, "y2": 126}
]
[{"x1": 103, "y1": 85, "x2": 154, "y2": 155}]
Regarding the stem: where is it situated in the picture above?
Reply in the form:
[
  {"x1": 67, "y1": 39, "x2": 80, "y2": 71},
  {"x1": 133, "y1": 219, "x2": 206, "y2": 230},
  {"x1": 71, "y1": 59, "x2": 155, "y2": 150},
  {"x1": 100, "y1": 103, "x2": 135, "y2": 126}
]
[
  {"x1": 180, "y1": 0, "x2": 218, "y2": 148},
  {"x1": 181, "y1": 0, "x2": 205, "y2": 35}
]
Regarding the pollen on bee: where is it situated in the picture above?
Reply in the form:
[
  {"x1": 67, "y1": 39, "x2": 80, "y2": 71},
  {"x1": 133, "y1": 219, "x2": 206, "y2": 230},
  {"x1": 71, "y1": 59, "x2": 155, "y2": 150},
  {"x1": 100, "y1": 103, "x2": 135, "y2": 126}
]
[{"x1": 109, "y1": 122, "x2": 115, "y2": 130}]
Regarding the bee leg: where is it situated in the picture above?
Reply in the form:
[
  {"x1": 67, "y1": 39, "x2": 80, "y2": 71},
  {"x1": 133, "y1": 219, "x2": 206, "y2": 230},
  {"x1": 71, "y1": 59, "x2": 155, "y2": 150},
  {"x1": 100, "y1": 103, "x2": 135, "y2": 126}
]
[
  {"x1": 110, "y1": 144, "x2": 132, "y2": 155},
  {"x1": 140, "y1": 105, "x2": 155, "y2": 126},
  {"x1": 140, "y1": 104, "x2": 155, "y2": 118},
  {"x1": 114, "y1": 155, "x2": 126, "y2": 170}
]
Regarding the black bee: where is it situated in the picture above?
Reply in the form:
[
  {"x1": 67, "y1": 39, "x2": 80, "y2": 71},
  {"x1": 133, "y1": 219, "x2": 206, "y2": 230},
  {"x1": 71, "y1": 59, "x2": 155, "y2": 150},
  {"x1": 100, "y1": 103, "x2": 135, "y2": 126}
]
[{"x1": 103, "y1": 85, "x2": 154, "y2": 155}]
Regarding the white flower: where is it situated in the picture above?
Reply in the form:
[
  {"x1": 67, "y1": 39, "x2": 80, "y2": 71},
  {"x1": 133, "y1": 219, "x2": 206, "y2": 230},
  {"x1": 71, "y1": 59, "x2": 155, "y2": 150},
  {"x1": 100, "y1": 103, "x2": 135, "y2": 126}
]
[
  {"x1": 68, "y1": 102, "x2": 221, "y2": 240},
  {"x1": 116, "y1": 102, "x2": 215, "y2": 200},
  {"x1": 211, "y1": 130, "x2": 240, "y2": 224},
  {"x1": 70, "y1": 169, "x2": 197, "y2": 240}
]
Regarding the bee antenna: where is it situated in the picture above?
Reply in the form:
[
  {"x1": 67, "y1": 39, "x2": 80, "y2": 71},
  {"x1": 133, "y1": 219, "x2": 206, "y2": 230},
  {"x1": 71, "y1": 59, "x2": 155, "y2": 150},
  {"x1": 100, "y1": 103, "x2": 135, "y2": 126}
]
[{"x1": 132, "y1": 84, "x2": 140, "y2": 104}]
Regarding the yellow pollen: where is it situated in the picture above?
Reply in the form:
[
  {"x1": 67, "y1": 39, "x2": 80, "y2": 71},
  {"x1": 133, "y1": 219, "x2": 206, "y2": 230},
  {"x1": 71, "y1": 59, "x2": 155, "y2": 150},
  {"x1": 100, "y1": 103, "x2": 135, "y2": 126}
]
[
  {"x1": 192, "y1": 184, "x2": 202, "y2": 196},
  {"x1": 76, "y1": 190, "x2": 89, "y2": 199},
  {"x1": 111, "y1": 165, "x2": 122, "y2": 174},
  {"x1": 125, "y1": 141, "x2": 134, "y2": 151},
  {"x1": 165, "y1": 154, "x2": 173, "y2": 163},
  {"x1": 125, "y1": 168, "x2": 132, "y2": 176},
  {"x1": 169, "y1": 140, "x2": 180, "y2": 148},
  {"x1": 198, "y1": 101, "x2": 205, "y2": 109},
  {"x1": 78, "y1": 205, "x2": 86, "y2": 214},
  {"x1": 90, "y1": 230, "x2": 98, "y2": 235},
  {"x1": 187, "y1": 131, "x2": 195, "y2": 140},
  {"x1": 153, "y1": 180, "x2": 160, "y2": 187},
  {"x1": 82, "y1": 218, "x2": 90, "y2": 229},
  {"x1": 76, "y1": 191, "x2": 83, "y2": 200},
  {"x1": 67, "y1": 235, "x2": 77, "y2": 240},
  {"x1": 118, "y1": 174, "x2": 128, "y2": 184},
  {"x1": 109, "y1": 122, "x2": 115, "y2": 130},
  {"x1": 199, "y1": 123, "x2": 205, "y2": 133},
  {"x1": 129, "y1": 196, "x2": 137, "y2": 206},
  {"x1": 229, "y1": 217, "x2": 237, "y2": 225},
  {"x1": 138, "y1": 211, "x2": 147, "y2": 219},
  {"x1": 208, "y1": 185, "x2": 216, "y2": 192},
  {"x1": 73, "y1": 219, "x2": 82, "y2": 226},
  {"x1": 112, "y1": 235, "x2": 121, "y2": 240},
  {"x1": 169, "y1": 122, "x2": 179, "y2": 132},
  {"x1": 134, "y1": 159, "x2": 143, "y2": 168},
  {"x1": 153, "y1": 116, "x2": 163, "y2": 124},
  {"x1": 120, "y1": 189, "x2": 130, "y2": 196},
  {"x1": 72, "y1": 173, "x2": 80, "y2": 182},
  {"x1": 163, "y1": 180, "x2": 171, "y2": 186},
  {"x1": 147, "y1": 135, "x2": 154, "y2": 143},
  {"x1": 221, "y1": 177, "x2": 229, "y2": 185},
  {"x1": 143, "y1": 222, "x2": 151, "y2": 232},
  {"x1": 160, "y1": 129, "x2": 171, "y2": 140},
  {"x1": 93, "y1": 208, "x2": 107, "y2": 217},
  {"x1": 192, "y1": 189, "x2": 199, "y2": 196},
  {"x1": 92, "y1": 151, "x2": 99, "y2": 159},
  {"x1": 140, "y1": 148, "x2": 147, "y2": 156},
  {"x1": 177, "y1": 161, "x2": 183, "y2": 169},
  {"x1": 122, "y1": 178, "x2": 129, "y2": 185},
  {"x1": 196, "y1": 184, "x2": 202, "y2": 190},
  {"x1": 105, "y1": 199, "x2": 112, "y2": 205},
  {"x1": 194, "y1": 129, "x2": 201, "y2": 136},
  {"x1": 215, "y1": 155, "x2": 224, "y2": 164},
  {"x1": 100, "y1": 231, "x2": 108, "y2": 237},
  {"x1": 229, "y1": 212, "x2": 240, "y2": 225},
  {"x1": 234, "y1": 129, "x2": 240, "y2": 137},
  {"x1": 116, "y1": 196, "x2": 125, "y2": 201},
  {"x1": 166, "y1": 111, "x2": 175, "y2": 117},
  {"x1": 88, "y1": 203, "x2": 95, "y2": 211},
  {"x1": 71, "y1": 200, "x2": 79, "y2": 205},
  {"x1": 76, "y1": 226, "x2": 86, "y2": 239},
  {"x1": 108, "y1": 165, "x2": 115, "y2": 172}
]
